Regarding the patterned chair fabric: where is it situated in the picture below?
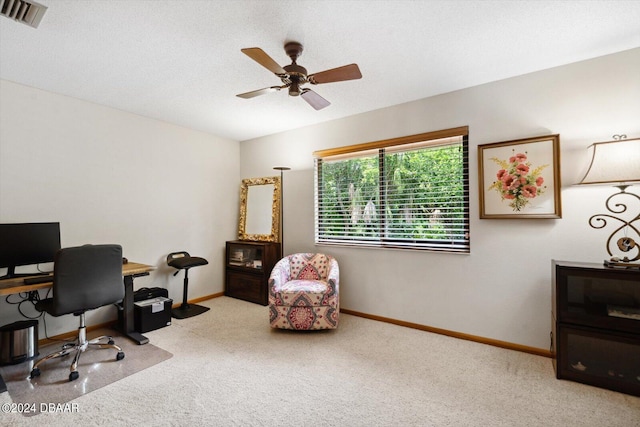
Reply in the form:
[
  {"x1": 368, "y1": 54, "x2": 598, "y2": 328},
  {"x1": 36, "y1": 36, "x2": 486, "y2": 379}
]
[{"x1": 269, "y1": 253, "x2": 339, "y2": 330}]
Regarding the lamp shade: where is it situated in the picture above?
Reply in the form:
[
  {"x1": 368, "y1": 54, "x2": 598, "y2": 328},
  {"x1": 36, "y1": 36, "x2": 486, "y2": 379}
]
[{"x1": 579, "y1": 138, "x2": 640, "y2": 185}]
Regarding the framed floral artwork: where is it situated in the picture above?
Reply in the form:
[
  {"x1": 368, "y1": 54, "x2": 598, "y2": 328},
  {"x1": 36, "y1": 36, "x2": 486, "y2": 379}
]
[{"x1": 478, "y1": 134, "x2": 562, "y2": 219}]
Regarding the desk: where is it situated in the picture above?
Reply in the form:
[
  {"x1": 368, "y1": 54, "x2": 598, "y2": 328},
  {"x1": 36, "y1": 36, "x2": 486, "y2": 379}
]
[
  {"x1": 0, "y1": 262, "x2": 154, "y2": 393},
  {"x1": 0, "y1": 262, "x2": 153, "y2": 344}
]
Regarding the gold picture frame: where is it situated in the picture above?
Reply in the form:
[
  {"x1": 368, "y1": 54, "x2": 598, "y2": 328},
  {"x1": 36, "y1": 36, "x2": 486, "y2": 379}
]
[
  {"x1": 478, "y1": 134, "x2": 562, "y2": 219},
  {"x1": 238, "y1": 176, "x2": 281, "y2": 241}
]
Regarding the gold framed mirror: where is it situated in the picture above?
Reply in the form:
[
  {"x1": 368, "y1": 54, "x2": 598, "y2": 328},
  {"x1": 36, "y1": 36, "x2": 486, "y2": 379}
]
[{"x1": 238, "y1": 176, "x2": 281, "y2": 242}]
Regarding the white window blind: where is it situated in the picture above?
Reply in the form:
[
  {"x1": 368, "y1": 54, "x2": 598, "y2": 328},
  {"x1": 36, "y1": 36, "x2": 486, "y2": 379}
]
[{"x1": 314, "y1": 127, "x2": 470, "y2": 252}]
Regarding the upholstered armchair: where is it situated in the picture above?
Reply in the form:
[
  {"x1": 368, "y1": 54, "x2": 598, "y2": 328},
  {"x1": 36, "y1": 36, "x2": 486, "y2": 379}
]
[{"x1": 269, "y1": 253, "x2": 339, "y2": 330}]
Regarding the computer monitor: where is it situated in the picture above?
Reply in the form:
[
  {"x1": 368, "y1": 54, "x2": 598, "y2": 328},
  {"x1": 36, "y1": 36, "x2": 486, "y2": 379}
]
[{"x1": 0, "y1": 222, "x2": 61, "y2": 279}]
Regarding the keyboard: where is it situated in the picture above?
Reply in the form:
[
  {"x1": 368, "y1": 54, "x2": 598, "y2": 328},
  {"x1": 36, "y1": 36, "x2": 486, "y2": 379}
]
[{"x1": 23, "y1": 275, "x2": 54, "y2": 285}]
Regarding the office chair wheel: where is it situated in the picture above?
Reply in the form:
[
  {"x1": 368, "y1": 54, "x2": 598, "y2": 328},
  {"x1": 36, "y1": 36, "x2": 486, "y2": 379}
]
[
  {"x1": 30, "y1": 368, "x2": 41, "y2": 378},
  {"x1": 69, "y1": 371, "x2": 79, "y2": 381},
  {"x1": 108, "y1": 339, "x2": 115, "y2": 345},
  {"x1": 116, "y1": 351, "x2": 125, "y2": 361}
]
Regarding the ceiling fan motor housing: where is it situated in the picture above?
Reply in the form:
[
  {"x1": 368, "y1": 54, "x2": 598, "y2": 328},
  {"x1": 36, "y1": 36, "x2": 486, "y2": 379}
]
[
  {"x1": 283, "y1": 42, "x2": 308, "y2": 96},
  {"x1": 283, "y1": 63, "x2": 307, "y2": 96}
]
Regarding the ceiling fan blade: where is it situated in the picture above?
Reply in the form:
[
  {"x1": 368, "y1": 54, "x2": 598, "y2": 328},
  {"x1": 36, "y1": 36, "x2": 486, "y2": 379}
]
[
  {"x1": 301, "y1": 89, "x2": 331, "y2": 110},
  {"x1": 236, "y1": 86, "x2": 282, "y2": 99},
  {"x1": 308, "y1": 64, "x2": 362, "y2": 84},
  {"x1": 241, "y1": 48, "x2": 287, "y2": 75}
]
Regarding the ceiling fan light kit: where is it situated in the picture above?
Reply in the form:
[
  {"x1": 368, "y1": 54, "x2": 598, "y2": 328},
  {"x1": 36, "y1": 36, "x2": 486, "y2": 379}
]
[{"x1": 237, "y1": 42, "x2": 361, "y2": 110}]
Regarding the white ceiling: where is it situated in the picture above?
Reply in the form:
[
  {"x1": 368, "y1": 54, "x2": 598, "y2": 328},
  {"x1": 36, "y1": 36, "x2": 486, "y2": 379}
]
[{"x1": 1, "y1": 1, "x2": 639, "y2": 142}]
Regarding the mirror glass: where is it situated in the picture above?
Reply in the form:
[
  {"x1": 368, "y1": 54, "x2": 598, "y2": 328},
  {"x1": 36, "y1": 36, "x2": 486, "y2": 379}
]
[
  {"x1": 246, "y1": 184, "x2": 275, "y2": 235},
  {"x1": 238, "y1": 176, "x2": 280, "y2": 242}
]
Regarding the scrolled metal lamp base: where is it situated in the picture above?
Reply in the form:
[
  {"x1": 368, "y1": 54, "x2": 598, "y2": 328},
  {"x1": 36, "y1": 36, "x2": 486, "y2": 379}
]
[{"x1": 589, "y1": 185, "x2": 640, "y2": 269}]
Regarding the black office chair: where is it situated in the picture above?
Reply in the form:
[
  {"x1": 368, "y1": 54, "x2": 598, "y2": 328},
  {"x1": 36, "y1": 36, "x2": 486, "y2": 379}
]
[
  {"x1": 30, "y1": 244, "x2": 125, "y2": 382},
  {"x1": 167, "y1": 251, "x2": 209, "y2": 319}
]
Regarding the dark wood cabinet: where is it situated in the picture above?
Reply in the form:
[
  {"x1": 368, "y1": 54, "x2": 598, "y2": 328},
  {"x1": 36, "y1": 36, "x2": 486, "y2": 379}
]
[
  {"x1": 552, "y1": 260, "x2": 640, "y2": 396},
  {"x1": 225, "y1": 240, "x2": 281, "y2": 306}
]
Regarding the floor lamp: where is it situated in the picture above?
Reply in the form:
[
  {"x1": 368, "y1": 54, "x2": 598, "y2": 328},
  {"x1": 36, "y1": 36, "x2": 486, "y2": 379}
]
[{"x1": 273, "y1": 166, "x2": 290, "y2": 257}]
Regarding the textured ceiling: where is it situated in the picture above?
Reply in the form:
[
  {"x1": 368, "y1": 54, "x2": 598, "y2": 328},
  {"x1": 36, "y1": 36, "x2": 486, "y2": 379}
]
[{"x1": 1, "y1": 1, "x2": 639, "y2": 141}]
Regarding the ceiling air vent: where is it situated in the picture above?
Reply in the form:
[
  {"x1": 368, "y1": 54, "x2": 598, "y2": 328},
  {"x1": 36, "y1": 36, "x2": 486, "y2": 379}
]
[{"x1": 0, "y1": 0, "x2": 47, "y2": 28}]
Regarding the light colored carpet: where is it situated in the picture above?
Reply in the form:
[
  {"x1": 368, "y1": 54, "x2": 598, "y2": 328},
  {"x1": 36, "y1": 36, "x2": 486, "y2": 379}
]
[
  {"x1": 0, "y1": 327, "x2": 172, "y2": 417},
  {"x1": 1, "y1": 296, "x2": 638, "y2": 426}
]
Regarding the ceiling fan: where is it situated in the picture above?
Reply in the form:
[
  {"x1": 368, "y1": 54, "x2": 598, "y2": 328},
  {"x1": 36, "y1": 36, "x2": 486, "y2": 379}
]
[{"x1": 236, "y1": 42, "x2": 362, "y2": 110}]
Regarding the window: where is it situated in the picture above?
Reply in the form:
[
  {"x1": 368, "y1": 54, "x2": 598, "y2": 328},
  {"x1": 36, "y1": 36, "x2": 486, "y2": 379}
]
[{"x1": 314, "y1": 127, "x2": 469, "y2": 252}]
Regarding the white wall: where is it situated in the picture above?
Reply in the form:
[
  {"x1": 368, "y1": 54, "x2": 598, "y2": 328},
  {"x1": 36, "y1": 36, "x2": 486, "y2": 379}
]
[
  {"x1": 240, "y1": 48, "x2": 640, "y2": 351},
  {"x1": 0, "y1": 80, "x2": 240, "y2": 337}
]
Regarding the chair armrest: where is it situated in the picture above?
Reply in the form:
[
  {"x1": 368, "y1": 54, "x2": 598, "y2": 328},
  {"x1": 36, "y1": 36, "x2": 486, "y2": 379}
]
[
  {"x1": 269, "y1": 257, "x2": 291, "y2": 290},
  {"x1": 268, "y1": 257, "x2": 291, "y2": 306},
  {"x1": 326, "y1": 258, "x2": 340, "y2": 294}
]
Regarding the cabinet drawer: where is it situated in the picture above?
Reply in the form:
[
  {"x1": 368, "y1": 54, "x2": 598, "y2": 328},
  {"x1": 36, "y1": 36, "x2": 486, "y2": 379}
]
[
  {"x1": 555, "y1": 324, "x2": 640, "y2": 396},
  {"x1": 225, "y1": 270, "x2": 267, "y2": 306}
]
